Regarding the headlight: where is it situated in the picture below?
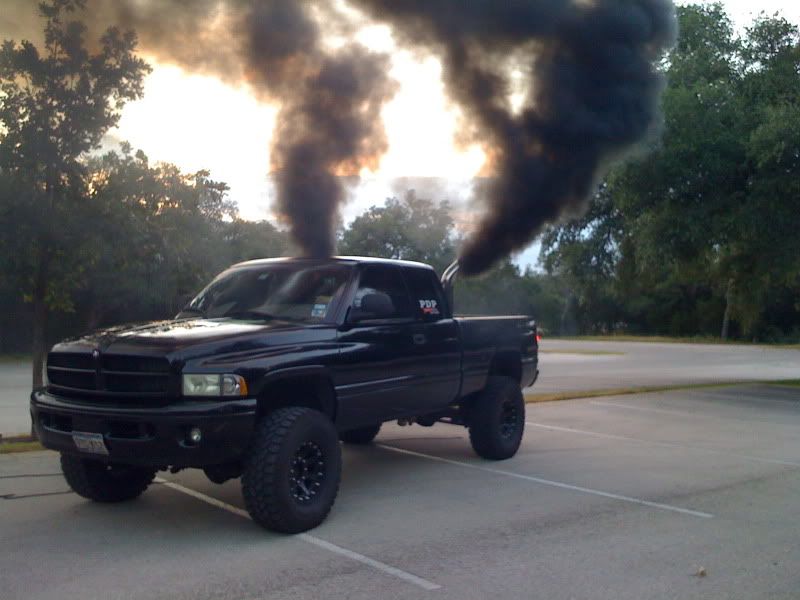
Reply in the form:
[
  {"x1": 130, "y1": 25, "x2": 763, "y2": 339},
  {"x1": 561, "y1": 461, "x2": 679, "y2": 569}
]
[{"x1": 182, "y1": 374, "x2": 248, "y2": 397}]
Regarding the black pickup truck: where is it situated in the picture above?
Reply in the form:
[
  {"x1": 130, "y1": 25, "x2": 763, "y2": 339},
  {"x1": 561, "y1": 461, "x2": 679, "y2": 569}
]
[{"x1": 32, "y1": 257, "x2": 538, "y2": 532}]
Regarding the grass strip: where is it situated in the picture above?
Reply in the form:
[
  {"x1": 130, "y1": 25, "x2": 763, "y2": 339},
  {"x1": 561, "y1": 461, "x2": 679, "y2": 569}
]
[
  {"x1": 538, "y1": 349, "x2": 625, "y2": 356},
  {"x1": 0, "y1": 440, "x2": 45, "y2": 454},
  {"x1": 550, "y1": 335, "x2": 800, "y2": 349},
  {"x1": 767, "y1": 380, "x2": 800, "y2": 388},
  {"x1": 524, "y1": 381, "x2": 742, "y2": 404},
  {"x1": 0, "y1": 353, "x2": 31, "y2": 363}
]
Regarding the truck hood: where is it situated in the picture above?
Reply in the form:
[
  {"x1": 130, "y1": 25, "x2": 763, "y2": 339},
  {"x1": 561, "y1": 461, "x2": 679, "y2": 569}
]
[{"x1": 54, "y1": 318, "x2": 332, "y2": 358}]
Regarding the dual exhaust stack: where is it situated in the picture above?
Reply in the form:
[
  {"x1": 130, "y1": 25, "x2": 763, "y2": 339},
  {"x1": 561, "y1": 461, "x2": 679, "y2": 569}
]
[{"x1": 441, "y1": 261, "x2": 460, "y2": 315}]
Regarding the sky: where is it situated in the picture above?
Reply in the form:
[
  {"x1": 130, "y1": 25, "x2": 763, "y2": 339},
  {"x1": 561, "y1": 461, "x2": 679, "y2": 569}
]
[{"x1": 108, "y1": 0, "x2": 800, "y2": 269}]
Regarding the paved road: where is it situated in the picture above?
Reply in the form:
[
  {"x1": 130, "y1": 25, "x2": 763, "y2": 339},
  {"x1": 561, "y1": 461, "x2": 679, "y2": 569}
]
[
  {"x1": 2, "y1": 384, "x2": 799, "y2": 599},
  {"x1": 0, "y1": 361, "x2": 31, "y2": 437},
  {"x1": 531, "y1": 340, "x2": 799, "y2": 394},
  {"x1": 1, "y1": 341, "x2": 798, "y2": 435}
]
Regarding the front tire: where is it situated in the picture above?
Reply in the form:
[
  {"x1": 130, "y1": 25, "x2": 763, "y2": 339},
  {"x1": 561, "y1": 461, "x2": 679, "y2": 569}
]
[
  {"x1": 242, "y1": 407, "x2": 341, "y2": 533},
  {"x1": 339, "y1": 424, "x2": 381, "y2": 445},
  {"x1": 60, "y1": 454, "x2": 155, "y2": 502},
  {"x1": 468, "y1": 376, "x2": 525, "y2": 460}
]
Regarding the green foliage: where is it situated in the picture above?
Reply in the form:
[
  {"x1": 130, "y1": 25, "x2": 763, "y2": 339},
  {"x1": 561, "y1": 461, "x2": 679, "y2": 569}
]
[
  {"x1": 0, "y1": 2, "x2": 291, "y2": 362},
  {"x1": 455, "y1": 261, "x2": 562, "y2": 329},
  {"x1": 0, "y1": 1, "x2": 150, "y2": 384},
  {"x1": 338, "y1": 190, "x2": 560, "y2": 327},
  {"x1": 65, "y1": 146, "x2": 290, "y2": 332},
  {"x1": 339, "y1": 190, "x2": 456, "y2": 272},
  {"x1": 540, "y1": 4, "x2": 800, "y2": 340}
]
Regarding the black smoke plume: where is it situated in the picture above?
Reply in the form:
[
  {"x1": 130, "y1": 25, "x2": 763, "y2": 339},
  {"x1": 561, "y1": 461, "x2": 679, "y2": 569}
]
[
  {"x1": 131, "y1": 0, "x2": 394, "y2": 256},
  {"x1": 6, "y1": 0, "x2": 396, "y2": 257},
  {"x1": 4, "y1": 1, "x2": 675, "y2": 270},
  {"x1": 351, "y1": 0, "x2": 677, "y2": 274}
]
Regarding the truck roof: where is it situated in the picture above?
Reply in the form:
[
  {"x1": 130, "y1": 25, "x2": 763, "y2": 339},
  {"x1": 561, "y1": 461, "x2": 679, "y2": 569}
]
[{"x1": 231, "y1": 256, "x2": 435, "y2": 270}]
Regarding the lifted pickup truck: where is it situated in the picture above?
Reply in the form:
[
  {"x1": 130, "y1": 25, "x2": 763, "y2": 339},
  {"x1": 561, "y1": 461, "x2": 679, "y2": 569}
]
[{"x1": 32, "y1": 257, "x2": 538, "y2": 532}]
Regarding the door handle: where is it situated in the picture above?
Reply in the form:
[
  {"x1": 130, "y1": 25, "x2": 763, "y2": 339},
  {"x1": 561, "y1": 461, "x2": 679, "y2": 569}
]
[{"x1": 413, "y1": 333, "x2": 427, "y2": 345}]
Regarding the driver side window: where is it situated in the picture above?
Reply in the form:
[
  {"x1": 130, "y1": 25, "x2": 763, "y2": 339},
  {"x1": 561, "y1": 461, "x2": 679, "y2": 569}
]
[{"x1": 351, "y1": 266, "x2": 413, "y2": 320}]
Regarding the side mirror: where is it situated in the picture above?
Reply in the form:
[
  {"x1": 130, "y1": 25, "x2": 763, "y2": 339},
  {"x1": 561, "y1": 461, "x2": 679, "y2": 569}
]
[
  {"x1": 362, "y1": 292, "x2": 395, "y2": 317},
  {"x1": 349, "y1": 292, "x2": 395, "y2": 323}
]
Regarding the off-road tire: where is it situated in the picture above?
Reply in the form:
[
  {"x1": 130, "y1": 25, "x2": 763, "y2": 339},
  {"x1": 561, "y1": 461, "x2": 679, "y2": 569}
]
[
  {"x1": 242, "y1": 407, "x2": 341, "y2": 533},
  {"x1": 339, "y1": 424, "x2": 381, "y2": 445},
  {"x1": 60, "y1": 454, "x2": 155, "y2": 502},
  {"x1": 468, "y1": 376, "x2": 525, "y2": 460}
]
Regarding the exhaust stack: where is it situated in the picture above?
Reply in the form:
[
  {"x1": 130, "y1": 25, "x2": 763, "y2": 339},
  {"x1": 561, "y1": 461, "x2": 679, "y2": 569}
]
[{"x1": 441, "y1": 260, "x2": 460, "y2": 315}]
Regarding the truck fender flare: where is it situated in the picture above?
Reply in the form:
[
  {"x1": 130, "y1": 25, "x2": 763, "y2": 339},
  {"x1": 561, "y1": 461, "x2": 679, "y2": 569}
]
[{"x1": 252, "y1": 366, "x2": 338, "y2": 421}]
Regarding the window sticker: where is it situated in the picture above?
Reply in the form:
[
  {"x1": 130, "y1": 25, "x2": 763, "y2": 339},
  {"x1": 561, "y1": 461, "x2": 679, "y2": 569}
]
[
  {"x1": 311, "y1": 295, "x2": 332, "y2": 318},
  {"x1": 419, "y1": 299, "x2": 440, "y2": 315}
]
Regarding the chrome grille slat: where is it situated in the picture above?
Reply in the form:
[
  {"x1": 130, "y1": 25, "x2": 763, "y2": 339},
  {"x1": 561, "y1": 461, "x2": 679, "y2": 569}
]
[
  {"x1": 47, "y1": 352, "x2": 171, "y2": 400},
  {"x1": 101, "y1": 370, "x2": 169, "y2": 377},
  {"x1": 101, "y1": 355, "x2": 170, "y2": 373},
  {"x1": 46, "y1": 366, "x2": 94, "y2": 373},
  {"x1": 47, "y1": 353, "x2": 94, "y2": 370}
]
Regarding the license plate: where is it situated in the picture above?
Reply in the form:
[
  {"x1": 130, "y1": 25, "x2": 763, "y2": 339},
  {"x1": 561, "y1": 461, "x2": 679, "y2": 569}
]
[{"x1": 72, "y1": 431, "x2": 109, "y2": 455}]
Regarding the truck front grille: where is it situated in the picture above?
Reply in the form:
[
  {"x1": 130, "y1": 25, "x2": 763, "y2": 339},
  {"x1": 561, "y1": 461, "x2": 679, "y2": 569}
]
[{"x1": 47, "y1": 352, "x2": 172, "y2": 401}]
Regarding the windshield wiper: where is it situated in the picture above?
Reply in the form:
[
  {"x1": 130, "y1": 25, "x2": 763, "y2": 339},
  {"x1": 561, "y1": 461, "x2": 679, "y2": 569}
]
[{"x1": 177, "y1": 307, "x2": 205, "y2": 318}]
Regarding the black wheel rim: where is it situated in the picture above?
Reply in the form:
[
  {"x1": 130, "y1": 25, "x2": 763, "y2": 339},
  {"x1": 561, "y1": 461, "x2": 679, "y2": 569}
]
[
  {"x1": 499, "y1": 398, "x2": 520, "y2": 439},
  {"x1": 289, "y1": 441, "x2": 326, "y2": 503}
]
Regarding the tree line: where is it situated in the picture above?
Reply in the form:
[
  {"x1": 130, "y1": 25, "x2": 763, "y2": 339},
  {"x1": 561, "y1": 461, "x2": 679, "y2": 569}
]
[
  {"x1": 540, "y1": 4, "x2": 800, "y2": 342},
  {"x1": 2, "y1": 3, "x2": 799, "y2": 388}
]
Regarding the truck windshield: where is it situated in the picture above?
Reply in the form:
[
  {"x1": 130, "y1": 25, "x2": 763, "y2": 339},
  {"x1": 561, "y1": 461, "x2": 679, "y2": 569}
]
[{"x1": 183, "y1": 263, "x2": 352, "y2": 323}]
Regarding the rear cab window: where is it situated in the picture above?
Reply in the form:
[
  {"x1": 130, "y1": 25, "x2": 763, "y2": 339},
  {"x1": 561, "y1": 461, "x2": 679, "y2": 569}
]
[
  {"x1": 351, "y1": 265, "x2": 414, "y2": 320},
  {"x1": 402, "y1": 267, "x2": 448, "y2": 321}
]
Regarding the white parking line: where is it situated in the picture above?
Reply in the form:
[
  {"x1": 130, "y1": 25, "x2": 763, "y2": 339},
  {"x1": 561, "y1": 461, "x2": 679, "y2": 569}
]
[
  {"x1": 590, "y1": 400, "x2": 704, "y2": 416},
  {"x1": 376, "y1": 445, "x2": 714, "y2": 519},
  {"x1": 688, "y1": 389, "x2": 800, "y2": 405},
  {"x1": 526, "y1": 421, "x2": 800, "y2": 468},
  {"x1": 156, "y1": 478, "x2": 441, "y2": 591}
]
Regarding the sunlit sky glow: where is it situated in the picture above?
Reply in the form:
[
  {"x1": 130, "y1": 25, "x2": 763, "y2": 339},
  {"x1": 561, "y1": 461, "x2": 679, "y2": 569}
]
[
  {"x1": 114, "y1": 29, "x2": 487, "y2": 225},
  {"x1": 109, "y1": 0, "x2": 799, "y2": 267}
]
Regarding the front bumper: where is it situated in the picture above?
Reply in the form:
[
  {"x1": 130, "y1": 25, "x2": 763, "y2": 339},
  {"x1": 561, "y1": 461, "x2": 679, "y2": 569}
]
[{"x1": 31, "y1": 390, "x2": 256, "y2": 468}]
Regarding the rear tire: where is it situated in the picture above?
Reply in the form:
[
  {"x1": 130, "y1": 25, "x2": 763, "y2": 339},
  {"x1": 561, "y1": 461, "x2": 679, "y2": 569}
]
[
  {"x1": 242, "y1": 407, "x2": 341, "y2": 533},
  {"x1": 60, "y1": 454, "x2": 155, "y2": 502},
  {"x1": 339, "y1": 424, "x2": 381, "y2": 445},
  {"x1": 468, "y1": 376, "x2": 525, "y2": 460}
]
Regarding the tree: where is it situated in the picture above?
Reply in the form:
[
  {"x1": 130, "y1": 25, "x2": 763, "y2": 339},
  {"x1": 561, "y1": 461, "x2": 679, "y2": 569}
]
[
  {"x1": 454, "y1": 260, "x2": 562, "y2": 329},
  {"x1": 0, "y1": 0, "x2": 149, "y2": 385},
  {"x1": 77, "y1": 145, "x2": 292, "y2": 333},
  {"x1": 720, "y1": 16, "x2": 800, "y2": 337},
  {"x1": 540, "y1": 4, "x2": 800, "y2": 340},
  {"x1": 79, "y1": 146, "x2": 239, "y2": 327},
  {"x1": 539, "y1": 183, "x2": 625, "y2": 333},
  {"x1": 224, "y1": 219, "x2": 291, "y2": 265},
  {"x1": 338, "y1": 190, "x2": 456, "y2": 272}
]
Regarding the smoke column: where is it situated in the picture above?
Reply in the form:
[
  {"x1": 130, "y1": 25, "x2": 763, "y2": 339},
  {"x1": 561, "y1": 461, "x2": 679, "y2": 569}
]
[
  {"x1": 238, "y1": 2, "x2": 396, "y2": 255},
  {"x1": 4, "y1": 0, "x2": 676, "y2": 270},
  {"x1": 351, "y1": 0, "x2": 677, "y2": 275},
  {"x1": 31, "y1": 0, "x2": 397, "y2": 256}
]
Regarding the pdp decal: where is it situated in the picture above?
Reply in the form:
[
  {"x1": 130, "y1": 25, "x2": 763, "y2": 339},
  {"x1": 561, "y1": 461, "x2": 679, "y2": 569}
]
[{"x1": 419, "y1": 299, "x2": 440, "y2": 315}]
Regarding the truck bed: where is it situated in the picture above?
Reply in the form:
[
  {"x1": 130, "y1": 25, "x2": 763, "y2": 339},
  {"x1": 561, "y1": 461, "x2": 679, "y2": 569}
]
[{"x1": 455, "y1": 315, "x2": 539, "y2": 396}]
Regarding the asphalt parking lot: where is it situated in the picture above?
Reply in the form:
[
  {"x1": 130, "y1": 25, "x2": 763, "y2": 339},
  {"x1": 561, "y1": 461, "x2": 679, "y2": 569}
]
[
  {"x1": 531, "y1": 340, "x2": 800, "y2": 394},
  {"x1": 2, "y1": 383, "x2": 799, "y2": 599}
]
